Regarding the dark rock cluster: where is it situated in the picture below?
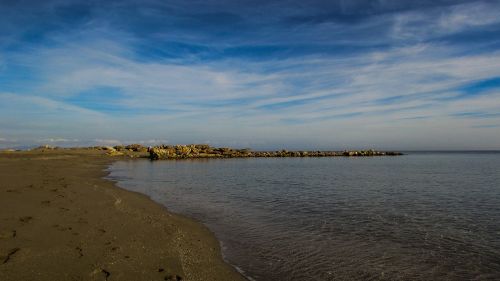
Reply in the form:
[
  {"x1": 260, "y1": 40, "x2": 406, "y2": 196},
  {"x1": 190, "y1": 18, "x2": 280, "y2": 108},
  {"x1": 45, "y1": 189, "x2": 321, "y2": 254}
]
[
  {"x1": 149, "y1": 145, "x2": 402, "y2": 160},
  {"x1": 113, "y1": 144, "x2": 149, "y2": 152}
]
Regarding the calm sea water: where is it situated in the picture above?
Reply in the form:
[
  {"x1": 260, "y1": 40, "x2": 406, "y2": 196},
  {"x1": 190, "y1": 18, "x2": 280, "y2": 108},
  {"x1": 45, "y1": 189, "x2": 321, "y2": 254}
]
[{"x1": 107, "y1": 153, "x2": 500, "y2": 280}]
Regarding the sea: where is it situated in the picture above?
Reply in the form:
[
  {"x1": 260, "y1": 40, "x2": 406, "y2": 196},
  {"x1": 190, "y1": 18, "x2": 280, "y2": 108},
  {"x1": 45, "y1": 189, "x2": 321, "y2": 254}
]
[{"x1": 107, "y1": 152, "x2": 500, "y2": 280}]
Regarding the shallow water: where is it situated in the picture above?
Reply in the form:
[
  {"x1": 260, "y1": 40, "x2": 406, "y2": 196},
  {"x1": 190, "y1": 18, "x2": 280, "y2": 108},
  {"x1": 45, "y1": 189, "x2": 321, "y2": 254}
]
[{"x1": 108, "y1": 153, "x2": 500, "y2": 280}]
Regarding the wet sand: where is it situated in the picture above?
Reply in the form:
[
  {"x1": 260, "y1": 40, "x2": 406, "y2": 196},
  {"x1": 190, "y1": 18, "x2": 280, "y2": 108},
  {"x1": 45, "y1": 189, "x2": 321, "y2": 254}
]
[{"x1": 0, "y1": 149, "x2": 246, "y2": 281}]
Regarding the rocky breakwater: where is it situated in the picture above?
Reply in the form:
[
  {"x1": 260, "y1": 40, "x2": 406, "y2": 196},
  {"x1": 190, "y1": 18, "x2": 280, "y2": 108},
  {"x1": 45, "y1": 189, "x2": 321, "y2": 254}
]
[{"x1": 149, "y1": 145, "x2": 402, "y2": 160}]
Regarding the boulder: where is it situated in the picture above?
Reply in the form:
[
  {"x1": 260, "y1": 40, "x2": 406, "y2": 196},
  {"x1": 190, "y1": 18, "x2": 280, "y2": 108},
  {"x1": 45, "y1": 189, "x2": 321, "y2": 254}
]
[
  {"x1": 195, "y1": 144, "x2": 210, "y2": 151},
  {"x1": 176, "y1": 145, "x2": 191, "y2": 156},
  {"x1": 107, "y1": 150, "x2": 124, "y2": 156},
  {"x1": 35, "y1": 145, "x2": 56, "y2": 150},
  {"x1": 125, "y1": 144, "x2": 147, "y2": 152},
  {"x1": 113, "y1": 145, "x2": 125, "y2": 151}
]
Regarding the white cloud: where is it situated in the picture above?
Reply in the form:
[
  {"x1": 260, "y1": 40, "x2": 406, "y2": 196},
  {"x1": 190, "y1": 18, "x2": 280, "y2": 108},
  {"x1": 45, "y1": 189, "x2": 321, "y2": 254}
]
[
  {"x1": 93, "y1": 139, "x2": 123, "y2": 146},
  {"x1": 391, "y1": 2, "x2": 500, "y2": 41},
  {"x1": 439, "y1": 2, "x2": 500, "y2": 32},
  {"x1": 127, "y1": 139, "x2": 169, "y2": 145},
  {"x1": 37, "y1": 138, "x2": 80, "y2": 143},
  {"x1": 2, "y1": 24, "x2": 500, "y2": 150},
  {"x1": 0, "y1": 92, "x2": 105, "y2": 116}
]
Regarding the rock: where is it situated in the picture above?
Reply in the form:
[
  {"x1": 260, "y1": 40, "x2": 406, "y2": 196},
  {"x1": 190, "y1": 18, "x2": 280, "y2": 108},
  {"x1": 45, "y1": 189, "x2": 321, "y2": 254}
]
[
  {"x1": 107, "y1": 149, "x2": 124, "y2": 156},
  {"x1": 125, "y1": 144, "x2": 147, "y2": 152},
  {"x1": 175, "y1": 145, "x2": 191, "y2": 156},
  {"x1": 149, "y1": 147, "x2": 177, "y2": 159},
  {"x1": 195, "y1": 144, "x2": 210, "y2": 151},
  {"x1": 113, "y1": 145, "x2": 125, "y2": 151},
  {"x1": 386, "y1": 151, "x2": 403, "y2": 156},
  {"x1": 103, "y1": 146, "x2": 123, "y2": 156},
  {"x1": 148, "y1": 144, "x2": 402, "y2": 160},
  {"x1": 35, "y1": 145, "x2": 56, "y2": 150}
]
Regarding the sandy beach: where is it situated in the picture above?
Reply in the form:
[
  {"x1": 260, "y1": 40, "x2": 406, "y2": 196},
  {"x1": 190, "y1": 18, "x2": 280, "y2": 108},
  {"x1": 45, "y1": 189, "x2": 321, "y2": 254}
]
[{"x1": 0, "y1": 149, "x2": 245, "y2": 281}]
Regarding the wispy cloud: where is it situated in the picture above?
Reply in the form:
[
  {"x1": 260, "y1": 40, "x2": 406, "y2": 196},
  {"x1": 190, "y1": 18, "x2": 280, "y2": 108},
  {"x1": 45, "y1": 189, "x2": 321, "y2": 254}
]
[
  {"x1": 37, "y1": 138, "x2": 80, "y2": 143},
  {"x1": 1, "y1": 0, "x2": 499, "y2": 150},
  {"x1": 391, "y1": 1, "x2": 500, "y2": 41}
]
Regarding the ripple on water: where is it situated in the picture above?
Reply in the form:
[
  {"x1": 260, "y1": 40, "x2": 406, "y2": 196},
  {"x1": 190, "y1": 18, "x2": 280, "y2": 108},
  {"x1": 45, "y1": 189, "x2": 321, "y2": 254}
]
[{"x1": 108, "y1": 154, "x2": 500, "y2": 280}]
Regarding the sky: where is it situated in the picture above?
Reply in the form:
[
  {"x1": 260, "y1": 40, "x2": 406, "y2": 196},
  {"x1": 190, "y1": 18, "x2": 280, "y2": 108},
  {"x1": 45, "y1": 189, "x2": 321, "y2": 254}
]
[{"x1": 1, "y1": 0, "x2": 500, "y2": 150}]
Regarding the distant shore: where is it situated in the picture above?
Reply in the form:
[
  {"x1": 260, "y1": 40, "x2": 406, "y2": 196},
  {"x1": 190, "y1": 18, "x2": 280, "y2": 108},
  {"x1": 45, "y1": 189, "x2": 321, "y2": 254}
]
[
  {"x1": 0, "y1": 149, "x2": 246, "y2": 281},
  {"x1": 5, "y1": 143, "x2": 403, "y2": 159},
  {"x1": 0, "y1": 144, "x2": 403, "y2": 160}
]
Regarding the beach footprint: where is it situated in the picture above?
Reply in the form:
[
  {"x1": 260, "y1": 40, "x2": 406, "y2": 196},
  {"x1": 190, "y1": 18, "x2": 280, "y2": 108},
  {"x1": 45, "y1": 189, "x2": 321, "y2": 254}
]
[
  {"x1": 19, "y1": 216, "x2": 33, "y2": 223},
  {"x1": 164, "y1": 274, "x2": 183, "y2": 281},
  {"x1": 0, "y1": 230, "x2": 16, "y2": 239},
  {"x1": 102, "y1": 269, "x2": 111, "y2": 280},
  {"x1": 75, "y1": 246, "x2": 84, "y2": 258}
]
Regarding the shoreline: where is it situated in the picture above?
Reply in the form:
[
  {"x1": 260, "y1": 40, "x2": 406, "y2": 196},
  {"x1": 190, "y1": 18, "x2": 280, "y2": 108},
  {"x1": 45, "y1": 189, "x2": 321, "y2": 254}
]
[
  {"x1": 0, "y1": 149, "x2": 246, "y2": 281},
  {"x1": 104, "y1": 160, "x2": 254, "y2": 281}
]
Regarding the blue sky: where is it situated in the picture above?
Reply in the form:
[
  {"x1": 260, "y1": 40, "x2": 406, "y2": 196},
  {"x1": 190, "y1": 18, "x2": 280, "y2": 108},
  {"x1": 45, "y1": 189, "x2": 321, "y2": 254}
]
[{"x1": 1, "y1": 0, "x2": 500, "y2": 150}]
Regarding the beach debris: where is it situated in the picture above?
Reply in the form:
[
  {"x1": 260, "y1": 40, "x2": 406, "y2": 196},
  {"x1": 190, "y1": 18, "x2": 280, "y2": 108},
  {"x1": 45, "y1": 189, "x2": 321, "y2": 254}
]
[
  {"x1": 75, "y1": 246, "x2": 83, "y2": 258},
  {"x1": 0, "y1": 230, "x2": 16, "y2": 239},
  {"x1": 164, "y1": 275, "x2": 182, "y2": 281},
  {"x1": 19, "y1": 216, "x2": 33, "y2": 223},
  {"x1": 2, "y1": 248, "x2": 20, "y2": 264},
  {"x1": 102, "y1": 269, "x2": 111, "y2": 280}
]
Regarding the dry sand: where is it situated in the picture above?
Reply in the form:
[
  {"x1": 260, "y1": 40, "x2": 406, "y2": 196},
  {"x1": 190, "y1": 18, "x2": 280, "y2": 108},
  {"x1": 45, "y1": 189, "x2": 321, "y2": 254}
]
[{"x1": 0, "y1": 149, "x2": 246, "y2": 281}]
